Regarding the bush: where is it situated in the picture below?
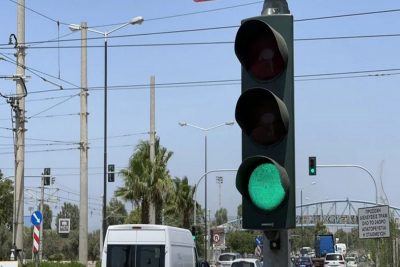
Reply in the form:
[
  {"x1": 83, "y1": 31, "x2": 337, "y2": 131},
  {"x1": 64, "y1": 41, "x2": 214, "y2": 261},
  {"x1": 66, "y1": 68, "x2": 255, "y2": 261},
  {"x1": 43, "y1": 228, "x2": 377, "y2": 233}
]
[
  {"x1": 47, "y1": 254, "x2": 64, "y2": 261},
  {"x1": 96, "y1": 261, "x2": 101, "y2": 267},
  {"x1": 24, "y1": 262, "x2": 86, "y2": 267}
]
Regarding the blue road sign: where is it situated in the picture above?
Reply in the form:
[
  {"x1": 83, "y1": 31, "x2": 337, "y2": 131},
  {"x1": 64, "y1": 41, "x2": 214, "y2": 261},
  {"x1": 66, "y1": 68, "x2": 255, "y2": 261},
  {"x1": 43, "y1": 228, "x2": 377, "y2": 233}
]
[
  {"x1": 255, "y1": 237, "x2": 262, "y2": 246},
  {"x1": 31, "y1": 211, "x2": 42, "y2": 226}
]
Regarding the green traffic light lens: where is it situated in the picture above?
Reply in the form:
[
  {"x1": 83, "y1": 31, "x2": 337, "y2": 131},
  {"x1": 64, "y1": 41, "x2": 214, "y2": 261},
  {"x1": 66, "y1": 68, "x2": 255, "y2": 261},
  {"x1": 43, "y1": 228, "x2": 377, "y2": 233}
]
[
  {"x1": 311, "y1": 168, "x2": 315, "y2": 174},
  {"x1": 248, "y1": 163, "x2": 286, "y2": 211}
]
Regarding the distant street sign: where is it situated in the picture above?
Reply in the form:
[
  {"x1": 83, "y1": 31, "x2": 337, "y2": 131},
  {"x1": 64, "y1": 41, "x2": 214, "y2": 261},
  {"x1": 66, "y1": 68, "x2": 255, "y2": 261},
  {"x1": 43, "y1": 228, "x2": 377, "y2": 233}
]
[
  {"x1": 31, "y1": 211, "x2": 42, "y2": 226},
  {"x1": 255, "y1": 237, "x2": 262, "y2": 246},
  {"x1": 358, "y1": 205, "x2": 390, "y2": 239},
  {"x1": 213, "y1": 233, "x2": 220, "y2": 243},
  {"x1": 58, "y1": 218, "x2": 71, "y2": 234}
]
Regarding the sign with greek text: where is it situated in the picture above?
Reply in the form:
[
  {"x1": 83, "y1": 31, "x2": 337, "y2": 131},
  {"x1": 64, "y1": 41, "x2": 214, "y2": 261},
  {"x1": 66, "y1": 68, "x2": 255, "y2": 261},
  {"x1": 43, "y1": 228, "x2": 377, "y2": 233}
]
[{"x1": 358, "y1": 205, "x2": 390, "y2": 239}]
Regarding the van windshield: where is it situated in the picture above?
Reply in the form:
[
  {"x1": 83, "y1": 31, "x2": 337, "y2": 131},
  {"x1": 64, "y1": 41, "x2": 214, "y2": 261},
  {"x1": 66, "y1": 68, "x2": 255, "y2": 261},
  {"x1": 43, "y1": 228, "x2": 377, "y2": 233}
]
[{"x1": 107, "y1": 245, "x2": 165, "y2": 267}]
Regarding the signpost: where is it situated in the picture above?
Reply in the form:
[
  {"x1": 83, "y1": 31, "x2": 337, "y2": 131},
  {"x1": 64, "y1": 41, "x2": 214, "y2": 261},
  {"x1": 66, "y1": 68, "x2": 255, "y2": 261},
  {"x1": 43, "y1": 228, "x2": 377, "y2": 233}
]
[{"x1": 358, "y1": 205, "x2": 390, "y2": 239}]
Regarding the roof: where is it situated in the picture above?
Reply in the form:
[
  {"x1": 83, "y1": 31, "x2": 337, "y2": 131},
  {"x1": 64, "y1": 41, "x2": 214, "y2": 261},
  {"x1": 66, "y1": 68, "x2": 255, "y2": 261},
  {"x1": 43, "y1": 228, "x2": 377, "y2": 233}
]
[{"x1": 107, "y1": 224, "x2": 189, "y2": 231}]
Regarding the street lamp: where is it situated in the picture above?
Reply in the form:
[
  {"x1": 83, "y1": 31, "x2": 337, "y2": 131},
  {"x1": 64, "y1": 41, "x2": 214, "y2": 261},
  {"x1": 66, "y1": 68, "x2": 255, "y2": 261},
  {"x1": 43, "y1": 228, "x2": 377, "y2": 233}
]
[
  {"x1": 178, "y1": 121, "x2": 234, "y2": 261},
  {"x1": 69, "y1": 16, "x2": 144, "y2": 244},
  {"x1": 296, "y1": 182, "x2": 316, "y2": 250}
]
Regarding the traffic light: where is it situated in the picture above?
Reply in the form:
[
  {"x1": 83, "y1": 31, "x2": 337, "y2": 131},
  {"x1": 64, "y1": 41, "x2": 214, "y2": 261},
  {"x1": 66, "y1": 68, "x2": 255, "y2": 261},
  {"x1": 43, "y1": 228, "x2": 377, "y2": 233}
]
[
  {"x1": 309, "y1": 157, "x2": 316, "y2": 175},
  {"x1": 44, "y1": 168, "x2": 51, "y2": 186},
  {"x1": 234, "y1": 14, "x2": 295, "y2": 230},
  {"x1": 191, "y1": 225, "x2": 202, "y2": 240},
  {"x1": 108, "y1": 164, "x2": 115, "y2": 182}
]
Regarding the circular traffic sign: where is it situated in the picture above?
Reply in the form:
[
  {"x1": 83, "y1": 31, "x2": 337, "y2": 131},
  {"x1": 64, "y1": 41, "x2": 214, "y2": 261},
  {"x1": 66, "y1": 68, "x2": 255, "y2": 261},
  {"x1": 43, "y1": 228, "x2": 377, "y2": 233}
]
[{"x1": 213, "y1": 233, "x2": 220, "y2": 243}]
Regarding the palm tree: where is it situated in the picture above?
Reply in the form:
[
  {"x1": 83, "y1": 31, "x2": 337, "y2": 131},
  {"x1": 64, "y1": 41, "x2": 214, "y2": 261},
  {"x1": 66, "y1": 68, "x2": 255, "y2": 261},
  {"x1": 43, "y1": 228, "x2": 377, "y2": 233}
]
[
  {"x1": 115, "y1": 155, "x2": 152, "y2": 223},
  {"x1": 165, "y1": 176, "x2": 196, "y2": 229},
  {"x1": 115, "y1": 137, "x2": 173, "y2": 224}
]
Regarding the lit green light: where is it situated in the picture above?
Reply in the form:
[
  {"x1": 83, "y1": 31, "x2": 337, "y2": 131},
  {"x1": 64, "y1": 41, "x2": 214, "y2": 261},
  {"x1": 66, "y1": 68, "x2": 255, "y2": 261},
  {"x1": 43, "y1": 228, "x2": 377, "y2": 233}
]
[
  {"x1": 248, "y1": 163, "x2": 286, "y2": 211},
  {"x1": 311, "y1": 168, "x2": 315, "y2": 174},
  {"x1": 193, "y1": 236, "x2": 196, "y2": 240}
]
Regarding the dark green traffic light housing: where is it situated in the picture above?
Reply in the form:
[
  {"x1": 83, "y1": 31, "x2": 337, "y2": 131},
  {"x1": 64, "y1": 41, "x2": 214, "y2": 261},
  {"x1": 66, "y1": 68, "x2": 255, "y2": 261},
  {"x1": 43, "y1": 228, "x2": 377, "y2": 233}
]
[
  {"x1": 234, "y1": 14, "x2": 295, "y2": 230},
  {"x1": 309, "y1": 157, "x2": 316, "y2": 175}
]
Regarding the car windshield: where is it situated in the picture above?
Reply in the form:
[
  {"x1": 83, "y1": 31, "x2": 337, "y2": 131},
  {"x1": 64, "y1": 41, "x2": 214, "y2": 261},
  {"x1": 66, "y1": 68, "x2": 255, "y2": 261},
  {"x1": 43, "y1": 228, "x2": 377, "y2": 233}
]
[
  {"x1": 231, "y1": 262, "x2": 255, "y2": 267},
  {"x1": 219, "y1": 255, "x2": 237, "y2": 261},
  {"x1": 326, "y1": 254, "x2": 343, "y2": 261}
]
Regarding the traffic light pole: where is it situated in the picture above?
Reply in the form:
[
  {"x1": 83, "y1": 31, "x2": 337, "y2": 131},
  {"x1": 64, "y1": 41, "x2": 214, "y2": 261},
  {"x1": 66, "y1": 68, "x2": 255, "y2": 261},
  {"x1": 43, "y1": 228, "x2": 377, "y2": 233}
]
[
  {"x1": 262, "y1": 230, "x2": 292, "y2": 266},
  {"x1": 317, "y1": 164, "x2": 380, "y2": 267}
]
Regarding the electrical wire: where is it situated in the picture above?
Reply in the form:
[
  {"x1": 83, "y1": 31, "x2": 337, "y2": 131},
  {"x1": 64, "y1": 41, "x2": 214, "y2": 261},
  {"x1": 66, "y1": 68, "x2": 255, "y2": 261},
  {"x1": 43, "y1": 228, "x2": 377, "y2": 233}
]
[
  {"x1": 27, "y1": 93, "x2": 80, "y2": 119},
  {"x1": 7, "y1": 0, "x2": 69, "y2": 25},
  {"x1": 3, "y1": 32, "x2": 398, "y2": 50},
  {"x1": 91, "y1": 1, "x2": 263, "y2": 28}
]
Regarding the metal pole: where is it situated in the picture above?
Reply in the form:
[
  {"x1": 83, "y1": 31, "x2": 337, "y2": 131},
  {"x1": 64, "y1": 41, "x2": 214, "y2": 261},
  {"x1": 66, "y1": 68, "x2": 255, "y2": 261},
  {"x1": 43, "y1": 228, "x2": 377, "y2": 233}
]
[
  {"x1": 79, "y1": 21, "x2": 89, "y2": 266},
  {"x1": 301, "y1": 189, "x2": 303, "y2": 248},
  {"x1": 102, "y1": 35, "x2": 108, "y2": 244},
  {"x1": 149, "y1": 76, "x2": 156, "y2": 224},
  {"x1": 100, "y1": 194, "x2": 103, "y2": 260},
  {"x1": 204, "y1": 132, "x2": 208, "y2": 261},
  {"x1": 317, "y1": 164, "x2": 379, "y2": 267},
  {"x1": 15, "y1": 0, "x2": 26, "y2": 264},
  {"x1": 194, "y1": 190, "x2": 197, "y2": 226},
  {"x1": 39, "y1": 175, "x2": 44, "y2": 261}
]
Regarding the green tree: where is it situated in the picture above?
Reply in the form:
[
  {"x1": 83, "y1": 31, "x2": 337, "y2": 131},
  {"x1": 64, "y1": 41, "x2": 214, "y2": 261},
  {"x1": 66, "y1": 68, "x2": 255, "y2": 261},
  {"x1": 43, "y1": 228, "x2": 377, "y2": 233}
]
[
  {"x1": 0, "y1": 171, "x2": 14, "y2": 228},
  {"x1": 44, "y1": 229, "x2": 63, "y2": 259},
  {"x1": 88, "y1": 230, "x2": 100, "y2": 261},
  {"x1": 37, "y1": 204, "x2": 53, "y2": 229},
  {"x1": 125, "y1": 207, "x2": 142, "y2": 224},
  {"x1": 237, "y1": 204, "x2": 242, "y2": 219},
  {"x1": 314, "y1": 221, "x2": 328, "y2": 235},
  {"x1": 61, "y1": 230, "x2": 79, "y2": 260},
  {"x1": 226, "y1": 231, "x2": 255, "y2": 255},
  {"x1": 215, "y1": 208, "x2": 228, "y2": 226},
  {"x1": 55, "y1": 202, "x2": 80, "y2": 231},
  {"x1": 0, "y1": 224, "x2": 12, "y2": 260},
  {"x1": 106, "y1": 198, "x2": 128, "y2": 226},
  {"x1": 116, "y1": 137, "x2": 173, "y2": 224},
  {"x1": 164, "y1": 176, "x2": 196, "y2": 229}
]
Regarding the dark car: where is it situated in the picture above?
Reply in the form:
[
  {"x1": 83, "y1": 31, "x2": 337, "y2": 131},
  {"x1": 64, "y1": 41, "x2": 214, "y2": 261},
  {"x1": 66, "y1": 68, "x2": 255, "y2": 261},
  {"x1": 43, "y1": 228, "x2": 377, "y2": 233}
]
[
  {"x1": 198, "y1": 258, "x2": 210, "y2": 267},
  {"x1": 295, "y1": 256, "x2": 313, "y2": 267}
]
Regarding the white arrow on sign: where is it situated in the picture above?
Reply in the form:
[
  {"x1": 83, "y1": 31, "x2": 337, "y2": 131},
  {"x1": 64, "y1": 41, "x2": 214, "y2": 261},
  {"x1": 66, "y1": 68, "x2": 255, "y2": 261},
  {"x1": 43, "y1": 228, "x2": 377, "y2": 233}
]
[{"x1": 33, "y1": 213, "x2": 41, "y2": 223}]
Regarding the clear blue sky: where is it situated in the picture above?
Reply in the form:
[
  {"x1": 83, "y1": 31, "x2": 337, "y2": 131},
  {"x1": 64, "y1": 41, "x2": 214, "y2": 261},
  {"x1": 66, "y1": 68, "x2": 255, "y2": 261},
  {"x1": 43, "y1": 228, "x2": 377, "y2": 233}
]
[{"x1": 1, "y1": 0, "x2": 400, "y2": 231}]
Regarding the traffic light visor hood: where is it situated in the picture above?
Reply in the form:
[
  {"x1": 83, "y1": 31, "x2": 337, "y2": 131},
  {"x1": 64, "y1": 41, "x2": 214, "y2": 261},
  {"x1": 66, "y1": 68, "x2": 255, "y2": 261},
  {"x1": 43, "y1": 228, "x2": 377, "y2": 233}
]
[
  {"x1": 236, "y1": 156, "x2": 290, "y2": 212},
  {"x1": 235, "y1": 19, "x2": 288, "y2": 82},
  {"x1": 235, "y1": 88, "x2": 289, "y2": 147}
]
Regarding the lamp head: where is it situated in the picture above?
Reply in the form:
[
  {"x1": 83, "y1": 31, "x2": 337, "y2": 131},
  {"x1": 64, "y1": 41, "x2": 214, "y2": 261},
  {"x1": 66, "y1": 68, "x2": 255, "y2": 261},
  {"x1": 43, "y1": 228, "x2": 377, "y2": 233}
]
[
  {"x1": 69, "y1": 24, "x2": 82, "y2": 32},
  {"x1": 178, "y1": 122, "x2": 187, "y2": 127},
  {"x1": 130, "y1": 16, "x2": 144, "y2": 25},
  {"x1": 226, "y1": 121, "x2": 235, "y2": 126}
]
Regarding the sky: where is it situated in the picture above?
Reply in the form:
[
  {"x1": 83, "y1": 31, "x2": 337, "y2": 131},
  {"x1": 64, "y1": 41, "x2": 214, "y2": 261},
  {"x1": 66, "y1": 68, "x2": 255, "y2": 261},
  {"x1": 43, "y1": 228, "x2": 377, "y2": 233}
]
[{"x1": 1, "y1": 0, "x2": 400, "y2": 232}]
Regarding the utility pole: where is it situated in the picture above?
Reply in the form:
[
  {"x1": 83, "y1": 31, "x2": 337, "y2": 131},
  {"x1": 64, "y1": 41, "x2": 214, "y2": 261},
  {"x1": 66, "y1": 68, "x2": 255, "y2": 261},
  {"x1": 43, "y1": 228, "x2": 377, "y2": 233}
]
[
  {"x1": 149, "y1": 76, "x2": 156, "y2": 224},
  {"x1": 79, "y1": 21, "x2": 89, "y2": 266},
  {"x1": 216, "y1": 176, "x2": 223, "y2": 210},
  {"x1": 39, "y1": 175, "x2": 44, "y2": 261},
  {"x1": 13, "y1": 0, "x2": 26, "y2": 264},
  {"x1": 100, "y1": 194, "x2": 104, "y2": 260}
]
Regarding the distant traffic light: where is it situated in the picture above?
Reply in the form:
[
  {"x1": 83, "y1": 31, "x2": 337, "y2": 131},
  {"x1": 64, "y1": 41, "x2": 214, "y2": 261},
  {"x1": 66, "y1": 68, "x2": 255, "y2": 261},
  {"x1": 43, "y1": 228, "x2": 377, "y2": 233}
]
[
  {"x1": 234, "y1": 14, "x2": 295, "y2": 230},
  {"x1": 191, "y1": 225, "x2": 200, "y2": 240},
  {"x1": 108, "y1": 164, "x2": 115, "y2": 182},
  {"x1": 309, "y1": 157, "x2": 316, "y2": 175},
  {"x1": 44, "y1": 168, "x2": 51, "y2": 186}
]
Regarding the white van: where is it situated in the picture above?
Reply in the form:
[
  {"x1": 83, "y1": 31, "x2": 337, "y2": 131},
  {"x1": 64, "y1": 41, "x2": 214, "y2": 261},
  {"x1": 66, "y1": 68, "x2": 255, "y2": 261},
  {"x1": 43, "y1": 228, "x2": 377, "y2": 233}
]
[{"x1": 101, "y1": 224, "x2": 202, "y2": 267}]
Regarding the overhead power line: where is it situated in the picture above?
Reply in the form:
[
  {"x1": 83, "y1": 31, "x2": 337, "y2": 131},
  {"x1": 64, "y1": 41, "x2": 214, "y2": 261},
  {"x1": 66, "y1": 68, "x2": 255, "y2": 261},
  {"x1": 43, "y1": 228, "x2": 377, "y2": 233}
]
[
  {"x1": 8, "y1": 0, "x2": 68, "y2": 25},
  {"x1": 2, "y1": 32, "x2": 398, "y2": 50}
]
